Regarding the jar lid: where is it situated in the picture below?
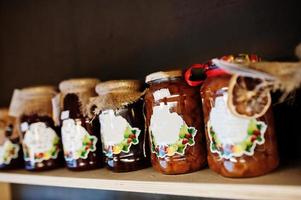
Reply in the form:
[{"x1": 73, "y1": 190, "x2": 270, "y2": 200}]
[
  {"x1": 145, "y1": 70, "x2": 182, "y2": 83},
  {"x1": 59, "y1": 78, "x2": 100, "y2": 93},
  {"x1": 95, "y1": 80, "x2": 140, "y2": 95},
  {"x1": 20, "y1": 86, "x2": 57, "y2": 99}
]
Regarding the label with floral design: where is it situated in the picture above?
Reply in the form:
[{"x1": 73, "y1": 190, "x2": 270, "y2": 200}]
[
  {"x1": 22, "y1": 122, "x2": 60, "y2": 163},
  {"x1": 150, "y1": 103, "x2": 197, "y2": 158},
  {"x1": 0, "y1": 139, "x2": 20, "y2": 165},
  {"x1": 99, "y1": 110, "x2": 140, "y2": 157},
  {"x1": 61, "y1": 119, "x2": 97, "y2": 161},
  {"x1": 208, "y1": 94, "x2": 267, "y2": 159}
]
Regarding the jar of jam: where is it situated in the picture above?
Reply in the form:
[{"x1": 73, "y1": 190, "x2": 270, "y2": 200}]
[
  {"x1": 59, "y1": 78, "x2": 102, "y2": 171},
  {"x1": 0, "y1": 108, "x2": 24, "y2": 169},
  {"x1": 90, "y1": 80, "x2": 149, "y2": 172},
  {"x1": 199, "y1": 55, "x2": 279, "y2": 177},
  {"x1": 13, "y1": 86, "x2": 64, "y2": 171},
  {"x1": 144, "y1": 70, "x2": 207, "y2": 175}
]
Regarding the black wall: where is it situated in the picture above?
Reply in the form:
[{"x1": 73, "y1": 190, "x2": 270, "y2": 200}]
[
  {"x1": 1, "y1": 0, "x2": 300, "y2": 107},
  {"x1": 1, "y1": 1, "x2": 300, "y2": 200}
]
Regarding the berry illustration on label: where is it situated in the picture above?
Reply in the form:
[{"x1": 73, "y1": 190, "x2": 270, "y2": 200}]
[
  {"x1": 150, "y1": 103, "x2": 197, "y2": 158},
  {"x1": 61, "y1": 119, "x2": 97, "y2": 161},
  {"x1": 23, "y1": 122, "x2": 60, "y2": 163},
  {"x1": 99, "y1": 110, "x2": 140, "y2": 157}
]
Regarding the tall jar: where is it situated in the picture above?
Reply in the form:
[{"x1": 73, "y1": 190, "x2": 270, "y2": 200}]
[
  {"x1": 144, "y1": 70, "x2": 206, "y2": 175},
  {"x1": 0, "y1": 108, "x2": 24, "y2": 169},
  {"x1": 59, "y1": 78, "x2": 102, "y2": 171},
  {"x1": 200, "y1": 56, "x2": 279, "y2": 177},
  {"x1": 90, "y1": 80, "x2": 149, "y2": 172},
  {"x1": 12, "y1": 86, "x2": 63, "y2": 171}
]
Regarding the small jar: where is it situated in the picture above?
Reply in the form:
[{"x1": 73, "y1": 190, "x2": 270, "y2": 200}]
[
  {"x1": 144, "y1": 70, "x2": 207, "y2": 175},
  {"x1": 59, "y1": 78, "x2": 102, "y2": 171},
  {"x1": 200, "y1": 56, "x2": 279, "y2": 177},
  {"x1": 0, "y1": 108, "x2": 24, "y2": 169},
  {"x1": 16, "y1": 86, "x2": 63, "y2": 171},
  {"x1": 90, "y1": 80, "x2": 149, "y2": 172}
]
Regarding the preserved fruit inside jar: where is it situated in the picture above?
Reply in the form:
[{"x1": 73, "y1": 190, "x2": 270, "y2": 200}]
[
  {"x1": 144, "y1": 70, "x2": 206, "y2": 175},
  {"x1": 0, "y1": 108, "x2": 24, "y2": 169},
  {"x1": 59, "y1": 78, "x2": 102, "y2": 171},
  {"x1": 12, "y1": 86, "x2": 64, "y2": 171},
  {"x1": 90, "y1": 80, "x2": 149, "y2": 172},
  {"x1": 199, "y1": 56, "x2": 279, "y2": 177}
]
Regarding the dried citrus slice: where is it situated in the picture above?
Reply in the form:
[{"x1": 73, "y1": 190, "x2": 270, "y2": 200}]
[{"x1": 227, "y1": 75, "x2": 272, "y2": 119}]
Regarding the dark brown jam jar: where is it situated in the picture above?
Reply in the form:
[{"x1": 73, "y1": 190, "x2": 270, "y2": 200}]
[
  {"x1": 59, "y1": 78, "x2": 102, "y2": 171},
  {"x1": 0, "y1": 108, "x2": 24, "y2": 169},
  {"x1": 15, "y1": 86, "x2": 64, "y2": 171},
  {"x1": 90, "y1": 80, "x2": 149, "y2": 172},
  {"x1": 144, "y1": 70, "x2": 206, "y2": 175},
  {"x1": 200, "y1": 55, "x2": 279, "y2": 177}
]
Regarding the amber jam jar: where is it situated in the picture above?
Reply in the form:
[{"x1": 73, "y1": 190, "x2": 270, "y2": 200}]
[
  {"x1": 14, "y1": 86, "x2": 64, "y2": 171},
  {"x1": 59, "y1": 78, "x2": 102, "y2": 171},
  {"x1": 90, "y1": 80, "x2": 149, "y2": 172},
  {"x1": 0, "y1": 108, "x2": 24, "y2": 169},
  {"x1": 144, "y1": 70, "x2": 206, "y2": 175},
  {"x1": 200, "y1": 58, "x2": 279, "y2": 178}
]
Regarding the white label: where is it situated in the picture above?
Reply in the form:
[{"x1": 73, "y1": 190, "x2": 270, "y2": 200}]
[
  {"x1": 210, "y1": 94, "x2": 249, "y2": 144},
  {"x1": 61, "y1": 110, "x2": 70, "y2": 120},
  {"x1": 0, "y1": 139, "x2": 20, "y2": 165},
  {"x1": 99, "y1": 110, "x2": 141, "y2": 156},
  {"x1": 153, "y1": 89, "x2": 171, "y2": 101},
  {"x1": 61, "y1": 119, "x2": 97, "y2": 161},
  {"x1": 99, "y1": 110, "x2": 128, "y2": 145},
  {"x1": 150, "y1": 103, "x2": 184, "y2": 145},
  {"x1": 8, "y1": 89, "x2": 22, "y2": 117},
  {"x1": 208, "y1": 93, "x2": 267, "y2": 159},
  {"x1": 149, "y1": 102, "x2": 197, "y2": 158},
  {"x1": 23, "y1": 122, "x2": 60, "y2": 163},
  {"x1": 21, "y1": 122, "x2": 29, "y2": 132}
]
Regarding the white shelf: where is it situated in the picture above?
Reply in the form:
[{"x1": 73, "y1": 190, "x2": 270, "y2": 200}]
[{"x1": 0, "y1": 162, "x2": 300, "y2": 200}]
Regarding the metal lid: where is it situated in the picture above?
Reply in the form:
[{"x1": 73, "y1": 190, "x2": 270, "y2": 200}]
[
  {"x1": 145, "y1": 70, "x2": 182, "y2": 83},
  {"x1": 59, "y1": 78, "x2": 100, "y2": 93},
  {"x1": 95, "y1": 80, "x2": 140, "y2": 95}
]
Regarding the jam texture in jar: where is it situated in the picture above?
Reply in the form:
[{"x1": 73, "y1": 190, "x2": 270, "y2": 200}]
[
  {"x1": 144, "y1": 70, "x2": 206, "y2": 175},
  {"x1": 201, "y1": 71, "x2": 279, "y2": 177},
  {"x1": 59, "y1": 78, "x2": 102, "y2": 171},
  {"x1": 90, "y1": 80, "x2": 149, "y2": 172},
  {"x1": 0, "y1": 108, "x2": 24, "y2": 169},
  {"x1": 13, "y1": 86, "x2": 64, "y2": 171}
]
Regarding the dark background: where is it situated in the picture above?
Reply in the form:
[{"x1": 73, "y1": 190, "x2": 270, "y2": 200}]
[
  {"x1": 1, "y1": 0, "x2": 301, "y2": 200},
  {"x1": 1, "y1": 0, "x2": 301, "y2": 107}
]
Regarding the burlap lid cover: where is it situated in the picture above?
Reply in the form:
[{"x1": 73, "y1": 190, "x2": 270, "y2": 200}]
[
  {"x1": 59, "y1": 78, "x2": 100, "y2": 116},
  {"x1": 0, "y1": 108, "x2": 9, "y2": 130},
  {"x1": 11, "y1": 86, "x2": 56, "y2": 119},
  {"x1": 145, "y1": 69, "x2": 182, "y2": 83},
  {"x1": 0, "y1": 108, "x2": 20, "y2": 144},
  {"x1": 88, "y1": 80, "x2": 143, "y2": 118},
  {"x1": 0, "y1": 108, "x2": 8, "y2": 145}
]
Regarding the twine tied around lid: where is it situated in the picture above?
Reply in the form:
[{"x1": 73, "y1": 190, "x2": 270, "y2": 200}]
[{"x1": 88, "y1": 80, "x2": 144, "y2": 118}]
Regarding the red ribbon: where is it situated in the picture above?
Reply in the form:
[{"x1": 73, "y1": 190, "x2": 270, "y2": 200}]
[
  {"x1": 184, "y1": 63, "x2": 227, "y2": 86},
  {"x1": 185, "y1": 54, "x2": 260, "y2": 87}
]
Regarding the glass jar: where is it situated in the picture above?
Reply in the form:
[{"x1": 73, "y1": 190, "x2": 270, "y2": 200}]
[
  {"x1": 91, "y1": 80, "x2": 149, "y2": 172},
  {"x1": 59, "y1": 78, "x2": 102, "y2": 171},
  {"x1": 144, "y1": 70, "x2": 206, "y2": 175},
  {"x1": 16, "y1": 86, "x2": 63, "y2": 171},
  {"x1": 0, "y1": 108, "x2": 24, "y2": 169},
  {"x1": 200, "y1": 57, "x2": 279, "y2": 177}
]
